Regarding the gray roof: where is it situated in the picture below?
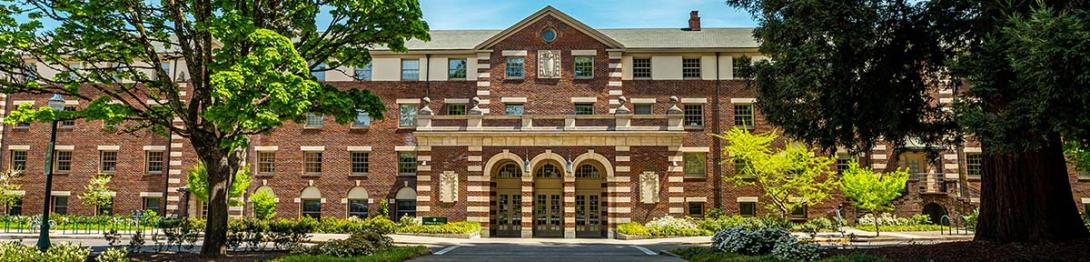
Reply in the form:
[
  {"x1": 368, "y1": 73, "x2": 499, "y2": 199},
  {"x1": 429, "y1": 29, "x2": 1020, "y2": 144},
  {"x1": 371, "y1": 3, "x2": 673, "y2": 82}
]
[{"x1": 387, "y1": 28, "x2": 756, "y2": 50}]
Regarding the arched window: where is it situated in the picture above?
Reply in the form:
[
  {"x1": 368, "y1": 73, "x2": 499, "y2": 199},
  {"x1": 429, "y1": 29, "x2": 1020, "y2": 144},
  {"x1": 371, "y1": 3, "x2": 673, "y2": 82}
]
[
  {"x1": 497, "y1": 162, "x2": 521, "y2": 178},
  {"x1": 394, "y1": 187, "x2": 417, "y2": 221},
  {"x1": 535, "y1": 163, "x2": 562, "y2": 178},
  {"x1": 300, "y1": 186, "x2": 322, "y2": 219},
  {"x1": 346, "y1": 187, "x2": 369, "y2": 218},
  {"x1": 575, "y1": 164, "x2": 600, "y2": 179}
]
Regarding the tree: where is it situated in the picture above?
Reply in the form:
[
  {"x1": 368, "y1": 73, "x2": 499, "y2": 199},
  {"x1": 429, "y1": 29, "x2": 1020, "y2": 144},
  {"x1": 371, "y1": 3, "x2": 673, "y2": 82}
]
[
  {"x1": 0, "y1": 0, "x2": 427, "y2": 256},
  {"x1": 186, "y1": 162, "x2": 251, "y2": 207},
  {"x1": 725, "y1": 0, "x2": 1090, "y2": 242},
  {"x1": 714, "y1": 127, "x2": 839, "y2": 219},
  {"x1": 250, "y1": 187, "x2": 276, "y2": 220},
  {"x1": 0, "y1": 171, "x2": 22, "y2": 213},
  {"x1": 839, "y1": 161, "x2": 910, "y2": 236},
  {"x1": 78, "y1": 174, "x2": 113, "y2": 214}
]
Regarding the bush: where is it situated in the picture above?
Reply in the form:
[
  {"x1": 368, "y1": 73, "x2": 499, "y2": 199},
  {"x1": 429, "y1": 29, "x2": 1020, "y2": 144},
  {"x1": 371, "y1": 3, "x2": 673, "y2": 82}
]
[
  {"x1": 856, "y1": 224, "x2": 947, "y2": 232},
  {"x1": 771, "y1": 236, "x2": 821, "y2": 261},
  {"x1": 270, "y1": 246, "x2": 430, "y2": 262},
  {"x1": 713, "y1": 226, "x2": 821, "y2": 261},
  {"x1": 699, "y1": 216, "x2": 792, "y2": 233},
  {"x1": 910, "y1": 214, "x2": 932, "y2": 225},
  {"x1": 0, "y1": 242, "x2": 91, "y2": 262},
  {"x1": 963, "y1": 209, "x2": 979, "y2": 230},
  {"x1": 252, "y1": 188, "x2": 277, "y2": 220},
  {"x1": 644, "y1": 215, "x2": 711, "y2": 236},
  {"x1": 308, "y1": 229, "x2": 392, "y2": 257},
  {"x1": 95, "y1": 248, "x2": 129, "y2": 262},
  {"x1": 859, "y1": 213, "x2": 933, "y2": 227},
  {"x1": 398, "y1": 221, "x2": 480, "y2": 234},
  {"x1": 617, "y1": 222, "x2": 650, "y2": 236}
]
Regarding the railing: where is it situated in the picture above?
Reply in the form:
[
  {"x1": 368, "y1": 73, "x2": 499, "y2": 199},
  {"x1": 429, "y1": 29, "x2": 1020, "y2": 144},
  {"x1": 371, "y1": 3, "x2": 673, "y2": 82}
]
[
  {"x1": 912, "y1": 173, "x2": 947, "y2": 194},
  {"x1": 0, "y1": 214, "x2": 159, "y2": 235},
  {"x1": 416, "y1": 113, "x2": 686, "y2": 132}
]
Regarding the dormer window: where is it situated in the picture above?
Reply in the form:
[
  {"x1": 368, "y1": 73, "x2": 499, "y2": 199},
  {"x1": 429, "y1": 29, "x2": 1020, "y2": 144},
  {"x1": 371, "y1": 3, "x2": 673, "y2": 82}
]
[{"x1": 542, "y1": 28, "x2": 557, "y2": 43}]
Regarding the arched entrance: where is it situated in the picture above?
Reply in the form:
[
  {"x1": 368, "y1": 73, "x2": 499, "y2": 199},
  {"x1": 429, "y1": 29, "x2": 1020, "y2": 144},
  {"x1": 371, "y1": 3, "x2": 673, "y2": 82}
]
[
  {"x1": 923, "y1": 202, "x2": 948, "y2": 225},
  {"x1": 574, "y1": 163, "x2": 605, "y2": 238},
  {"x1": 533, "y1": 161, "x2": 564, "y2": 237},
  {"x1": 491, "y1": 161, "x2": 523, "y2": 237}
]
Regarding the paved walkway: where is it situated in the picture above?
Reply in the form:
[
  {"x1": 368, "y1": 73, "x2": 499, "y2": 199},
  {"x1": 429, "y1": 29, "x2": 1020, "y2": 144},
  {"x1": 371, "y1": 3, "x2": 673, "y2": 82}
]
[{"x1": 409, "y1": 242, "x2": 686, "y2": 262}]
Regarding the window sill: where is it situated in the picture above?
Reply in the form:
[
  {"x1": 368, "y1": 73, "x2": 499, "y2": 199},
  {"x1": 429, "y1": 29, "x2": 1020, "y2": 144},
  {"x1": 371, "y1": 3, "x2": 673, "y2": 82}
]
[
  {"x1": 683, "y1": 176, "x2": 707, "y2": 182},
  {"x1": 684, "y1": 126, "x2": 705, "y2": 130},
  {"x1": 146, "y1": 172, "x2": 163, "y2": 176},
  {"x1": 54, "y1": 172, "x2": 70, "y2": 176},
  {"x1": 398, "y1": 173, "x2": 417, "y2": 177},
  {"x1": 350, "y1": 173, "x2": 369, "y2": 177},
  {"x1": 303, "y1": 126, "x2": 323, "y2": 130},
  {"x1": 302, "y1": 173, "x2": 322, "y2": 177},
  {"x1": 633, "y1": 77, "x2": 652, "y2": 80},
  {"x1": 255, "y1": 173, "x2": 275, "y2": 177},
  {"x1": 574, "y1": 77, "x2": 594, "y2": 80}
]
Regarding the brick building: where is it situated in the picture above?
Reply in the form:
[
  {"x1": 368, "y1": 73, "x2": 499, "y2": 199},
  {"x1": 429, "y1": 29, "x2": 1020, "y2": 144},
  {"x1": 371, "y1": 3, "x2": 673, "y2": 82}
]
[{"x1": 2, "y1": 6, "x2": 1087, "y2": 238}]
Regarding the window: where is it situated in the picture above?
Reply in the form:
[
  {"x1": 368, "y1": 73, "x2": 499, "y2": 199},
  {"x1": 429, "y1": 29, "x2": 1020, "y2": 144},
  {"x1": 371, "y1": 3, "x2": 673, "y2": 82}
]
[
  {"x1": 355, "y1": 63, "x2": 372, "y2": 81},
  {"x1": 311, "y1": 63, "x2": 326, "y2": 81},
  {"x1": 739, "y1": 202, "x2": 757, "y2": 217},
  {"x1": 536, "y1": 163, "x2": 562, "y2": 178},
  {"x1": 401, "y1": 59, "x2": 420, "y2": 81},
  {"x1": 498, "y1": 163, "x2": 521, "y2": 178},
  {"x1": 688, "y1": 202, "x2": 705, "y2": 218},
  {"x1": 633, "y1": 58, "x2": 651, "y2": 79},
  {"x1": 399, "y1": 104, "x2": 417, "y2": 128},
  {"x1": 55, "y1": 151, "x2": 72, "y2": 174},
  {"x1": 348, "y1": 199, "x2": 369, "y2": 218},
  {"x1": 353, "y1": 110, "x2": 371, "y2": 128},
  {"x1": 574, "y1": 56, "x2": 594, "y2": 79},
  {"x1": 575, "y1": 164, "x2": 600, "y2": 179},
  {"x1": 733, "y1": 56, "x2": 750, "y2": 79},
  {"x1": 52, "y1": 196, "x2": 68, "y2": 215},
  {"x1": 790, "y1": 205, "x2": 808, "y2": 219},
  {"x1": 256, "y1": 151, "x2": 275, "y2": 175},
  {"x1": 966, "y1": 154, "x2": 982, "y2": 178},
  {"x1": 305, "y1": 113, "x2": 323, "y2": 128},
  {"x1": 351, "y1": 152, "x2": 369, "y2": 175},
  {"x1": 684, "y1": 104, "x2": 703, "y2": 127},
  {"x1": 542, "y1": 28, "x2": 557, "y2": 43},
  {"x1": 303, "y1": 151, "x2": 322, "y2": 175},
  {"x1": 199, "y1": 201, "x2": 208, "y2": 218},
  {"x1": 836, "y1": 154, "x2": 853, "y2": 175},
  {"x1": 96, "y1": 201, "x2": 113, "y2": 216},
  {"x1": 146, "y1": 151, "x2": 164, "y2": 175},
  {"x1": 154, "y1": 64, "x2": 170, "y2": 81},
  {"x1": 684, "y1": 153, "x2": 706, "y2": 178},
  {"x1": 60, "y1": 106, "x2": 76, "y2": 127},
  {"x1": 398, "y1": 152, "x2": 417, "y2": 176},
  {"x1": 505, "y1": 57, "x2": 524, "y2": 79},
  {"x1": 100, "y1": 151, "x2": 117, "y2": 173},
  {"x1": 447, "y1": 104, "x2": 467, "y2": 115},
  {"x1": 735, "y1": 159, "x2": 753, "y2": 178},
  {"x1": 67, "y1": 63, "x2": 81, "y2": 81},
  {"x1": 505, "y1": 104, "x2": 524, "y2": 116},
  {"x1": 734, "y1": 104, "x2": 754, "y2": 129},
  {"x1": 21, "y1": 63, "x2": 36, "y2": 82},
  {"x1": 682, "y1": 58, "x2": 701, "y2": 78},
  {"x1": 395, "y1": 199, "x2": 416, "y2": 219},
  {"x1": 9, "y1": 150, "x2": 26, "y2": 172},
  {"x1": 448, "y1": 58, "x2": 467, "y2": 79},
  {"x1": 574, "y1": 103, "x2": 594, "y2": 115},
  {"x1": 6, "y1": 198, "x2": 21, "y2": 216},
  {"x1": 143, "y1": 197, "x2": 161, "y2": 214},
  {"x1": 15, "y1": 121, "x2": 29, "y2": 128},
  {"x1": 301, "y1": 199, "x2": 321, "y2": 219},
  {"x1": 634, "y1": 104, "x2": 653, "y2": 115}
]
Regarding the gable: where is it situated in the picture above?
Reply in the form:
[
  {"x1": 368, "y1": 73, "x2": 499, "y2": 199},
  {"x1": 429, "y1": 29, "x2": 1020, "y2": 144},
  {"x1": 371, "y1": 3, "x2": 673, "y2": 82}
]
[{"x1": 475, "y1": 6, "x2": 623, "y2": 50}]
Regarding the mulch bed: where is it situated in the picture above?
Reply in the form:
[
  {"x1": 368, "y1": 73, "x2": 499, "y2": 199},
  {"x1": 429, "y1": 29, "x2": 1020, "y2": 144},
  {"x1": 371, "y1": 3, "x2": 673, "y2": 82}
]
[
  {"x1": 127, "y1": 251, "x2": 289, "y2": 262},
  {"x1": 827, "y1": 239, "x2": 1090, "y2": 262}
]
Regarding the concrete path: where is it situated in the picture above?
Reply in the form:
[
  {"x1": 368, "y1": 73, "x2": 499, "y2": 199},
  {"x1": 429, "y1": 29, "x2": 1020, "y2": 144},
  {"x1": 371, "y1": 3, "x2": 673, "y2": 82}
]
[{"x1": 410, "y1": 242, "x2": 687, "y2": 262}]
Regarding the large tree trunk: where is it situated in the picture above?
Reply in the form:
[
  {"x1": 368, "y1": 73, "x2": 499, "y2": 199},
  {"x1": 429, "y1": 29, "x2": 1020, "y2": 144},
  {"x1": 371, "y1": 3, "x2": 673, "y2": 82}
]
[
  {"x1": 975, "y1": 135, "x2": 1089, "y2": 242},
  {"x1": 195, "y1": 147, "x2": 237, "y2": 257}
]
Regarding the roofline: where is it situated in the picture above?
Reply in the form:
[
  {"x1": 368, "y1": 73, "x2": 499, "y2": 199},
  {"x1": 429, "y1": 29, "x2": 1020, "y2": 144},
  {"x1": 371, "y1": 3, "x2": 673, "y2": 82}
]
[{"x1": 474, "y1": 6, "x2": 625, "y2": 50}]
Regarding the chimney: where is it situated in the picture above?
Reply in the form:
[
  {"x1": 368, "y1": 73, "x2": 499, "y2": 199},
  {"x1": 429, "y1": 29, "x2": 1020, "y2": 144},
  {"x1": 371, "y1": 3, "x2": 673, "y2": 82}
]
[{"x1": 688, "y1": 10, "x2": 701, "y2": 31}]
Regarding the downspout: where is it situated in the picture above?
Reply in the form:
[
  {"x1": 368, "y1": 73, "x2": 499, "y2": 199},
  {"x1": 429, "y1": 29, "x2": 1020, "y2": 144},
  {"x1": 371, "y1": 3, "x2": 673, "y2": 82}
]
[
  {"x1": 425, "y1": 54, "x2": 431, "y2": 97},
  {"x1": 713, "y1": 52, "x2": 723, "y2": 209}
]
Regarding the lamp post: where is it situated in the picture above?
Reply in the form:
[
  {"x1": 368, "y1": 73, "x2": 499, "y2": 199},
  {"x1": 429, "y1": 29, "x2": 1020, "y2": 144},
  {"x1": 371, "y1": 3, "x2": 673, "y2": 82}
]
[{"x1": 36, "y1": 94, "x2": 65, "y2": 251}]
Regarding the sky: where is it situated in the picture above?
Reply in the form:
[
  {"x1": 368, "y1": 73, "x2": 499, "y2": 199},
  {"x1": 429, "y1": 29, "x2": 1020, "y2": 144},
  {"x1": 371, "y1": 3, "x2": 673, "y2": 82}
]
[{"x1": 420, "y1": 0, "x2": 758, "y2": 29}]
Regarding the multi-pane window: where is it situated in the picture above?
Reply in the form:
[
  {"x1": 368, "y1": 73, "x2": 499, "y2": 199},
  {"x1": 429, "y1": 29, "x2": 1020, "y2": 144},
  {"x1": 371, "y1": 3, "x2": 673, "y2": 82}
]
[
  {"x1": 311, "y1": 63, "x2": 326, "y2": 81},
  {"x1": 684, "y1": 153, "x2": 706, "y2": 178},
  {"x1": 305, "y1": 112, "x2": 323, "y2": 128},
  {"x1": 684, "y1": 104, "x2": 703, "y2": 127},
  {"x1": 55, "y1": 151, "x2": 72, "y2": 174},
  {"x1": 146, "y1": 151, "x2": 164, "y2": 175},
  {"x1": 401, "y1": 59, "x2": 420, "y2": 81},
  {"x1": 505, "y1": 57, "x2": 524, "y2": 79},
  {"x1": 9, "y1": 150, "x2": 26, "y2": 172},
  {"x1": 682, "y1": 58, "x2": 701, "y2": 78},
  {"x1": 97, "y1": 202, "x2": 113, "y2": 216},
  {"x1": 303, "y1": 151, "x2": 322, "y2": 175},
  {"x1": 536, "y1": 164, "x2": 562, "y2": 178},
  {"x1": 634, "y1": 104, "x2": 653, "y2": 115},
  {"x1": 302, "y1": 199, "x2": 321, "y2": 219},
  {"x1": 498, "y1": 163, "x2": 521, "y2": 178},
  {"x1": 688, "y1": 202, "x2": 705, "y2": 218},
  {"x1": 739, "y1": 201, "x2": 757, "y2": 217},
  {"x1": 353, "y1": 110, "x2": 371, "y2": 128},
  {"x1": 6, "y1": 198, "x2": 21, "y2": 216},
  {"x1": 348, "y1": 199, "x2": 369, "y2": 218},
  {"x1": 60, "y1": 106, "x2": 76, "y2": 127},
  {"x1": 632, "y1": 58, "x2": 651, "y2": 79},
  {"x1": 575, "y1": 164, "x2": 600, "y2": 179},
  {"x1": 574, "y1": 56, "x2": 594, "y2": 79},
  {"x1": 447, "y1": 104, "x2": 467, "y2": 115},
  {"x1": 398, "y1": 152, "x2": 417, "y2": 176},
  {"x1": 100, "y1": 151, "x2": 118, "y2": 173},
  {"x1": 735, "y1": 159, "x2": 753, "y2": 178},
  {"x1": 505, "y1": 104, "x2": 524, "y2": 116},
  {"x1": 351, "y1": 152, "x2": 369, "y2": 175},
  {"x1": 734, "y1": 104, "x2": 754, "y2": 129},
  {"x1": 448, "y1": 58, "x2": 467, "y2": 79},
  {"x1": 154, "y1": 64, "x2": 170, "y2": 81},
  {"x1": 355, "y1": 63, "x2": 372, "y2": 81},
  {"x1": 143, "y1": 197, "x2": 161, "y2": 214},
  {"x1": 966, "y1": 154, "x2": 982, "y2": 178},
  {"x1": 256, "y1": 151, "x2": 275, "y2": 175},
  {"x1": 399, "y1": 104, "x2": 417, "y2": 128},
  {"x1": 790, "y1": 205, "x2": 808, "y2": 219},
  {"x1": 67, "y1": 63, "x2": 81, "y2": 81},
  {"x1": 396, "y1": 199, "x2": 417, "y2": 219},
  {"x1": 733, "y1": 56, "x2": 751, "y2": 79},
  {"x1": 52, "y1": 196, "x2": 68, "y2": 215},
  {"x1": 15, "y1": 121, "x2": 29, "y2": 128},
  {"x1": 574, "y1": 103, "x2": 594, "y2": 115},
  {"x1": 836, "y1": 154, "x2": 853, "y2": 175}
]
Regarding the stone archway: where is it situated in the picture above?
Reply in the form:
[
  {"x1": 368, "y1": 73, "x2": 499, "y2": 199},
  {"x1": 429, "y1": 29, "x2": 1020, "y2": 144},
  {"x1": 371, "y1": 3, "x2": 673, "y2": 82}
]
[
  {"x1": 531, "y1": 154, "x2": 566, "y2": 238},
  {"x1": 923, "y1": 202, "x2": 948, "y2": 225}
]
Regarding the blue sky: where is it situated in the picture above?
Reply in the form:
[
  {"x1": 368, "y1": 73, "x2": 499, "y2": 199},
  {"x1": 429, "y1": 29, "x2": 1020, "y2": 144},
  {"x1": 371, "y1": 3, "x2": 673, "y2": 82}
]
[{"x1": 420, "y1": 0, "x2": 757, "y2": 29}]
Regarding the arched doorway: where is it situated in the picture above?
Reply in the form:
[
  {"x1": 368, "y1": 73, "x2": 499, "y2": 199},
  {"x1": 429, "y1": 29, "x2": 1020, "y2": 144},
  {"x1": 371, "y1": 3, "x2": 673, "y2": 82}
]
[
  {"x1": 533, "y1": 161, "x2": 564, "y2": 237},
  {"x1": 394, "y1": 187, "x2": 416, "y2": 221},
  {"x1": 492, "y1": 161, "x2": 523, "y2": 237},
  {"x1": 574, "y1": 163, "x2": 605, "y2": 238},
  {"x1": 923, "y1": 202, "x2": 948, "y2": 225}
]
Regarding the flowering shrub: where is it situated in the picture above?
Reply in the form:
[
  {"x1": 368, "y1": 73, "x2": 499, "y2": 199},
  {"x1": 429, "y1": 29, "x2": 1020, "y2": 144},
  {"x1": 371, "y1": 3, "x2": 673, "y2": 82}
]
[
  {"x1": 307, "y1": 229, "x2": 392, "y2": 257},
  {"x1": 771, "y1": 236, "x2": 821, "y2": 261},
  {"x1": 0, "y1": 242, "x2": 90, "y2": 262},
  {"x1": 712, "y1": 226, "x2": 821, "y2": 261},
  {"x1": 697, "y1": 215, "x2": 792, "y2": 232},
  {"x1": 859, "y1": 213, "x2": 916, "y2": 226},
  {"x1": 616, "y1": 216, "x2": 710, "y2": 237},
  {"x1": 95, "y1": 248, "x2": 129, "y2": 262},
  {"x1": 399, "y1": 221, "x2": 480, "y2": 234},
  {"x1": 616, "y1": 222, "x2": 650, "y2": 236}
]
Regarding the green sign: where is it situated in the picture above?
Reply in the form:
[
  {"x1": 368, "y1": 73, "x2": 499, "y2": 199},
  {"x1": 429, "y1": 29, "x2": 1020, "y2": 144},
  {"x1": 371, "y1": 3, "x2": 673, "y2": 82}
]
[{"x1": 422, "y1": 217, "x2": 447, "y2": 225}]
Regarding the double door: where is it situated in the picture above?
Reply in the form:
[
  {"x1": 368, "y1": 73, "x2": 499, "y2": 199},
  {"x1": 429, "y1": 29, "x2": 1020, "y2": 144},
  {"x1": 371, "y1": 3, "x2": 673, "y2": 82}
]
[
  {"x1": 493, "y1": 192, "x2": 522, "y2": 237},
  {"x1": 575, "y1": 192, "x2": 603, "y2": 238},
  {"x1": 533, "y1": 191, "x2": 563, "y2": 237}
]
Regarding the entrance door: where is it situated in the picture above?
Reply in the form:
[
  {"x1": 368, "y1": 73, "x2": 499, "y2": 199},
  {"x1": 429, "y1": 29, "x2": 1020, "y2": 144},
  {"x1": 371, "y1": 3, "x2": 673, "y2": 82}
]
[
  {"x1": 493, "y1": 192, "x2": 522, "y2": 237},
  {"x1": 533, "y1": 191, "x2": 563, "y2": 237},
  {"x1": 574, "y1": 192, "x2": 602, "y2": 237}
]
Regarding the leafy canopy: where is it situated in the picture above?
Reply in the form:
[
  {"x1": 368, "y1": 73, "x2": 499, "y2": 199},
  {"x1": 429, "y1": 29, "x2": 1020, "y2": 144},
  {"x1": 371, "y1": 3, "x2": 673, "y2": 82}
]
[
  {"x1": 78, "y1": 174, "x2": 113, "y2": 208},
  {"x1": 251, "y1": 187, "x2": 277, "y2": 220},
  {"x1": 186, "y1": 162, "x2": 252, "y2": 207},
  {"x1": 839, "y1": 161, "x2": 910, "y2": 213}
]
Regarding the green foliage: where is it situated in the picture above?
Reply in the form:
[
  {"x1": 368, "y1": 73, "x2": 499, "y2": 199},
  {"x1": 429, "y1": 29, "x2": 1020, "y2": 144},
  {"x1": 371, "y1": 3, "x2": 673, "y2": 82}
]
[
  {"x1": 307, "y1": 230, "x2": 392, "y2": 257},
  {"x1": 839, "y1": 161, "x2": 910, "y2": 214},
  {"x1": 398, "y1": 221, "x2": 480, "y2": 235},
  {"x1": 0, "y1": 171, "x2": 22, "y2": 210},
  {"x1": 714, "y1": 128, "x2": 839, "y2": 219},
  {"x1": 617, "y1": 222, "x2": 651, "y2": 236},
  {"x1": 377, "y1": 199, "x2": 391, "y2": 218},
  {"x1": 251, "y1": 187, "x2": 277, "y2": 220},
  {"x1": 1064, "y1": 141, "x2": 1090, "y2": 174},
  {"x1": 0, "y1": 242, "x2": 91, "y2": 262},
  {"x1": 854, "y1": 224, "x2": 948, "y2": 232},
  {"x1": 95, "y1": 248, "x2": 128, "y2": 262},
  {"x1": 963, "y1": 209, "x2": 979, "y2": 230},
  {"x1": 186, "y1": 162, "x2": 252, "y2": 206},
  {"x1": 698, "y1": 216, "x2": 791, "y2": 233},
  {"x1": 617, "y1": 216, "x2": 711, "y2": 237},
  {"x1": 269, "y1": 246, "x2": 430, "y2": 262},
  {"x1": 78, "y1": 174, "x2": 113, "y2": 209}
]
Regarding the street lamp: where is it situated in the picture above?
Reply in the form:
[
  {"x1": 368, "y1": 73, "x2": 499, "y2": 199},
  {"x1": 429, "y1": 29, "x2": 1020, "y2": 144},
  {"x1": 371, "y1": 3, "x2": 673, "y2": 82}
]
[{"x1": 36, "y1": 94, "x2": 64, "y2": 251}]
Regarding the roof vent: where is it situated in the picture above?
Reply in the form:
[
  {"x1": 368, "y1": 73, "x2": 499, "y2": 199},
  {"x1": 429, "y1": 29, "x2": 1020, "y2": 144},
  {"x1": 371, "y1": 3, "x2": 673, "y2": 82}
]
[{"x1": 688, "y1": 10, "x2": 701, "y2": 31}]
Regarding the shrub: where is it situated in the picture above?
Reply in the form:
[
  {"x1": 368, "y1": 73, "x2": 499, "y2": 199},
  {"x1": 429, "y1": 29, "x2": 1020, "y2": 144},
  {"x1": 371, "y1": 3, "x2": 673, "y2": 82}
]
[
  {"x1": 910, "y1": 214, "x2": 932, "y2": 225},
  {"x1": 616, "y1": 222, "x2": 650, "y2": 236},
  {"x1": 963, "y1": 209, "x2": 979, "y2": 230},
  {"x1": 858, "y1": 213, "x2": 918, "y2": 226},
  {"x1": 398, "y1": 221, "x2": 480, "y2": 234},
  {"x1": 308, "y1": 229, "x2": 392, "y2": 257},
  {"x1": 96, "y1": 248, "x2": 129, "y2": 262},
  {"x1": 41, "y1": 243, "x2": 91, "y2": 262},
  {"x1": 771, "y1": 236, "x2": 821, "y2": 261},
  {"x1": 252, "y1": 188, "x2": 277, "y2": 220},
  {"x1": 711, "y1": 226, "x2": 791, "y2": 255},
  {"x1": 644, "y1": 215, "x2": 710, "y2": 236},
  {"x1": 0, "y1": 242, "x2": 39, "y2": 261}
]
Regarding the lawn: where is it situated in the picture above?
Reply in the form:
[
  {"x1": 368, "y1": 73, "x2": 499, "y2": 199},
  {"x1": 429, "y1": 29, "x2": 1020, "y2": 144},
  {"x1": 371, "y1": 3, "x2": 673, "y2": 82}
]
[
  {"x1": 673, "y1": 247, "x2": 886, "y2": 262},
  {"x1": 268, "y1": 246, "x2": 431, "y2": 262}
]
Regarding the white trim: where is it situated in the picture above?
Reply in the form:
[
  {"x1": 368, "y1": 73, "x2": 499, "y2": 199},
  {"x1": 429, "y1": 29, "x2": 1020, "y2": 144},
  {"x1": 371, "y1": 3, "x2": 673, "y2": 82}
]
[
  {"x1": 140, "y1": 192, "x2": 163, "y2": 197},
  {"x1": 395, "y1": 98, "x2": 421, "y2": 104},
  {"x1": 12, "y1": 100, "x2": 34, "y2": 105},
  {"x1": 964, "y1": 147, "x2": 982, "y2": 153},
  {"x1": 686, "y1": 197, "x2": 707, "y2": 202},
  {"x1": 730, "y1": 98, "x2": 756, "y2": 104},
  {"x1": 300, "y1": 146, "x2": 325, "y2": 151},
  {"x1": 680, "y1": 98, "x2": 708, "y2": 104},
  {"x1": 347, "y1": 146, "x2": 373, "y2": 152},
  {"x1": 51, "y1": 191, "x2": 71, "y2": 196},
  {"x1": 678, "y1": 146, "x2": 710, "y2": 153},
  {"x1": 444, "y1": 98, "x2": 470, "y2": 104},
  {"x1": 737, "y1": 196, "x2": 758, "y2": 202},
  {"x1": 501, "y1": 50, "x2": 528, "y2": 56},
  {"x1": 7, "y1": 145, "x2": 29, "y2": 150},
  {"x1": 501, "y1": 97, "x2": 528, "y2": 103},
  {"x1": 143, "y1": 145, "x2": 167, "y2": 151},
  {"x1": 570, "y1": 97, "x2": 597, "y2": 103},
  {"x1": 571, "y1": 50, "x2": 598, "y2": 56},
  {"x1": 395, "y1": 146, "x2": 417, "y2": 152},
  {"x1": 97, "y1": 145, "x2": 120, "y2": 151},
  {"x1": 629, "y1": 98, "x2": 656, "y2": 104},
  {"x1": 1081, "y1": 198, "x2": 1089, "y2": 204},
  {"x1": 254, "y1": 146, "x2": 278, "y2": 151},
  {"x1": 54, "y1": 145, "x2": 75, "y2": 151},
  {"x1": 64, "y1": 100, "x2": 79, "y2": 105}
]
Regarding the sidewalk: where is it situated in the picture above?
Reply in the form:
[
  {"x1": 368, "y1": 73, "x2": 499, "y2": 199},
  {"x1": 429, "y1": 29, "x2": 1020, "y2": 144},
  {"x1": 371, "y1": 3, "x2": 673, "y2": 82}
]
[{"x1": 308, "y1": 233, "x2": 714, "y2": 246}]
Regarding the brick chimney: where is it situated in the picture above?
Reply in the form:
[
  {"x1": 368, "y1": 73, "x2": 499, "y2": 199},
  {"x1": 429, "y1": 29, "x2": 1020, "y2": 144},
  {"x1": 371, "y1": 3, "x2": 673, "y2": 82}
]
[{"x1": 688, "y1": 10, "x2": 701, "y2": 31}]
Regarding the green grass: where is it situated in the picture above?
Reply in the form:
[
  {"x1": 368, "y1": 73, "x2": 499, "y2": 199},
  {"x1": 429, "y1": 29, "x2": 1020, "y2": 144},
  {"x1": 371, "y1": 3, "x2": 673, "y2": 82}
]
[
  {"x1": 268, "y1": 246, "x2": 430, "y2": 262},
  {"x1": 673, "y1": 247, "x2": 886, "y2": 262},
  {"x1": 853, "y1": 224, "x2": 950, "y2": 232}
]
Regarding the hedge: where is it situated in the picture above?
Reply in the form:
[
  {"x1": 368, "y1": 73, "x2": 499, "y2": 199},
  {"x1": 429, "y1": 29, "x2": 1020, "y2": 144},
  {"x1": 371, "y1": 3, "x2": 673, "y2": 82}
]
[{"x1": 398, "y1": 221, "x2": 480, "y2": 234}]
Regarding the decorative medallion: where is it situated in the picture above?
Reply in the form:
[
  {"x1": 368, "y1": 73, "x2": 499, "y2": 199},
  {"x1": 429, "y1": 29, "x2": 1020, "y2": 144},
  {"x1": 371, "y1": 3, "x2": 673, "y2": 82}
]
[{"x1": 538, "y1": 50, "x2": 561, "y2": 79}]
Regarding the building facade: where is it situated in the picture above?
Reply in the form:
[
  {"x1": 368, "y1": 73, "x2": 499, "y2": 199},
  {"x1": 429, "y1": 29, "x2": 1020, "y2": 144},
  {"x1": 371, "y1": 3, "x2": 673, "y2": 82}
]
[{"x1": 2, "y1": 7, "x2": 1087, "y2": 238}]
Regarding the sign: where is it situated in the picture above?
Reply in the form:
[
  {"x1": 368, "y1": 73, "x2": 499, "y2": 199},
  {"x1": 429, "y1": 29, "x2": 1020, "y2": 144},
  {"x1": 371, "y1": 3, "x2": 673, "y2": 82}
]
[{"x1": 422, "y1": 217, "x2": 447, "y2": 225}]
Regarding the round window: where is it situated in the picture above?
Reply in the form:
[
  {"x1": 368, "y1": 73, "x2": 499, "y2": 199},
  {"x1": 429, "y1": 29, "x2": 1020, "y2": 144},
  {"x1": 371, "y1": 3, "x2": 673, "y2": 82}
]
[{"x1": 542, "y1": 28, "x2": 557, "y2": 43}]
